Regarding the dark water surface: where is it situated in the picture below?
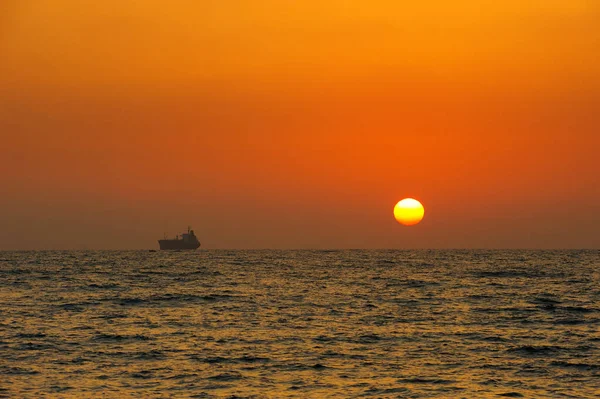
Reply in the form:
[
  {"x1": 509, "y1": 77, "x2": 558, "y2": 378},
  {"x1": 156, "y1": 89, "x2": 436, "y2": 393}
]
[{"x1": 1, "y1": 250, "x2": 599, "y2": 398}]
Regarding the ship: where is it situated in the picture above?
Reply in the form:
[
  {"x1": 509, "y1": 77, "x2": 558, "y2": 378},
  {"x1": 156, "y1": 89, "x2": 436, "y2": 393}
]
[{"x1": 158, "y1": 227, "x2": 201, "y2": 250}]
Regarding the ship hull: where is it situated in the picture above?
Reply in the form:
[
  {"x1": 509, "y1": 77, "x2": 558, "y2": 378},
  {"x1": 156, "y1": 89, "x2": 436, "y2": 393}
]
[{"x1": 158, "y1": 239, "x2": 201, "y2": 250}]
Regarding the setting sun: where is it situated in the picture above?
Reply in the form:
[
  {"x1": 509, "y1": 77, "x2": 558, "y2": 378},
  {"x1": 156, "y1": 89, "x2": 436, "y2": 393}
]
[{"x1": 394, "y1": 198, "x2": 425, "y2": 226}]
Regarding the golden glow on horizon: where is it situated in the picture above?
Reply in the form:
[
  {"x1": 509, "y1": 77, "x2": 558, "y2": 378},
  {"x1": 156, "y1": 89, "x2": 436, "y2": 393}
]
[{"x1": 394, "y1": 198, "x2": 425, "y2": 226}]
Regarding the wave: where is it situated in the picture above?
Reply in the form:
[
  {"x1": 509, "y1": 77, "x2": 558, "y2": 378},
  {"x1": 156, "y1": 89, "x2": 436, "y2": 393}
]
[
  {"x1": 191, "y1": 355, "x2": 271, "y2": 364},
  {"x1": 475, "y1": 270, "x2": 534, "y2": 278},
  {"x1": 550, "y1": 361, "x2": 600, "y2": 370},
  {"x1": 207, "y1": 372, "x2": 243, "y2": 381},
  {"x1": 0, "y1": 366, "x2": 40, "y2": 375},
  {"x1": 116, "y1": 293, "x2": 234, "y2": 307},
  {"x1": 507, "y1": 345, "x2": 563, "y2": 356},
  {"x1": 92, "y1": 333, "x2": 152, "y2": 342},
  {"x1": 15, "y1": 333, "x2": 46, "y2": 339},
  {"x1": 397, "y1": 377, "x2": 455, "y2": 384}
]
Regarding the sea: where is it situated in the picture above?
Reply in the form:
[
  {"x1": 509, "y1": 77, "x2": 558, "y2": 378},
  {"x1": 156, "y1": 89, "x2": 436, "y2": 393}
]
[{"x1": 1, "y1": 250, "x2": 599, "y2": 398}]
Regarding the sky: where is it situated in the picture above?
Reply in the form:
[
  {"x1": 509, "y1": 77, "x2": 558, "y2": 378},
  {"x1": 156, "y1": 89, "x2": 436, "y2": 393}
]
[{"x1": 1, "y1": 1, "x2": 599, "y2": 249}]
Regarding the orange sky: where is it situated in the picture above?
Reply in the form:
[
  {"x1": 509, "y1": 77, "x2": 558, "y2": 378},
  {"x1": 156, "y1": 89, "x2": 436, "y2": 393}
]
[{"x1": 1, "y1": 1, "x2": 599, "y2": 249}]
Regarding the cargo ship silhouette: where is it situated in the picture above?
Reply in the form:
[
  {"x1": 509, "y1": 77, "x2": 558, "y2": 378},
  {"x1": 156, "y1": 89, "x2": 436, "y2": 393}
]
[{"x1": 158, "y1": 227, "x2": 201, "y2": 250}]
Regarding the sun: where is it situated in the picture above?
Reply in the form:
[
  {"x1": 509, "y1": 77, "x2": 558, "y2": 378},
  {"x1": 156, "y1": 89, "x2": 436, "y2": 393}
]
[{"x1": 394, "y1": 198, "x2": 425, "y2": 226}]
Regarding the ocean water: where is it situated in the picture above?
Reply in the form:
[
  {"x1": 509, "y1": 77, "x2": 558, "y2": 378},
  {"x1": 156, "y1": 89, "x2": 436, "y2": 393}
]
[{"x1": 1, "y1": 250, "x2": 599, "y2": 398}]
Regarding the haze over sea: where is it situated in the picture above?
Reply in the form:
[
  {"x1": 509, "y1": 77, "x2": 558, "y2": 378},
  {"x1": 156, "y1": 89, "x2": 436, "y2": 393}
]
[{"x1": 1, "y1": 250, "x2": 599, "y2": 398}]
